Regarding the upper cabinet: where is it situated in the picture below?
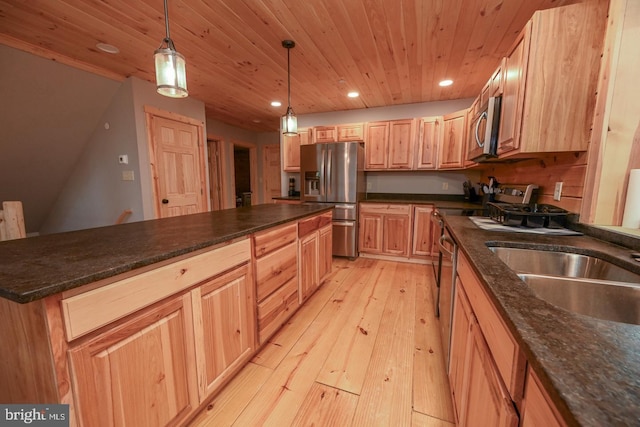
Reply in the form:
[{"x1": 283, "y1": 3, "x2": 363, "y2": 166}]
[
  {"x1": 415, "y1": 116, "x2": 441, "y2": 170},
  {"x1": 282, "y1": 128, "x2": 311, "y2": 172},
  {"x1": 498, "y1": 3, "x2": 607, "y2": 158},
  {"x1": 313, "y1": 123, "x2": 364, "y2": 143},
  {"x1": 438, "y1": 110, "x2": 467, "y2": 170},
  {"x1": 365, "y1": 119, "x2": 416, "y2": 170}
]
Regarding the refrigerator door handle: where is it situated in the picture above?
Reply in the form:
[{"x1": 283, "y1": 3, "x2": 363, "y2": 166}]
[
  {"x1": 326, "y1": 148, "x2": 332, "y2": 199},
  {"x1": 319, "y1": 146, "x2": 326, "y2": 197}
]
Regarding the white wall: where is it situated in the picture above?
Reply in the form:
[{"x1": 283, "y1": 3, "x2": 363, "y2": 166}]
[
  {"x1": 282, "y1": 98, "x2": 475, "y2": 196},
  {"x1": 41, "y1": 77, "x2": 207, "y2": 233}
]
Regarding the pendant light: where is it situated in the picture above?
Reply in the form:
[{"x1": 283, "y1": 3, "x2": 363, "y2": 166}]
[
  {"x1": 281, "y1": 40, "x2": 298, "y2": 136},
  {"x1": 154, "y1": 0, "x2": 188, "y2": 98}
]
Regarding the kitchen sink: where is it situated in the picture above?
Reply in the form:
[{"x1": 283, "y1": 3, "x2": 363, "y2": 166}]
[
  {"x1": 488, "y1": 246, "x2": 640, "y2": 325},
  {"x1": 488, "y1": 246, "x2": 640, "y2": 283}
]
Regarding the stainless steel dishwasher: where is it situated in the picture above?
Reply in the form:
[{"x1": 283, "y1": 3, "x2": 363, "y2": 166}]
[{"x1": 438, "y1": 225, "x2": 458, "y2": 369}]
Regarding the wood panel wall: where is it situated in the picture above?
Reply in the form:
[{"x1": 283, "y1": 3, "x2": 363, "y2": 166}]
[{"x1": 477, "y1": 152, "x2": 587, "y2": 214}]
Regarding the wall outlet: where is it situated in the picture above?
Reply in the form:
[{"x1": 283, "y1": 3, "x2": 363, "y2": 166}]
[
  {"x1": 442, "y1": 182, "x2": 449, "y2": 190},
  {"x1": 366, "y1": 181, "x2": 372, "y2": 190},
  {"x1": 553, "y1": 182, "x2": 563, "y2": 201}
]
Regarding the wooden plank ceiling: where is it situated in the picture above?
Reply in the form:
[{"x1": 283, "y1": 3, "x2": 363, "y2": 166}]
[{"x1": 0, "y1": 0, "x2": 577, "y2": 132}]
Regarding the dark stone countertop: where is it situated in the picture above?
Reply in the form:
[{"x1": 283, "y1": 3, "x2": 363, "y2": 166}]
[
  {"x1": 0, "y1": 204, "x2": 333, "y2": 304},
  {"x1": 444, "y1": 215, "x2": 640, "y2": 427}
]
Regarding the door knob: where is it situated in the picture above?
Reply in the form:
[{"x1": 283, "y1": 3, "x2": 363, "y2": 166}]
[{"x1": 162, "y1": 199, "x2": 169, "y2": 204}]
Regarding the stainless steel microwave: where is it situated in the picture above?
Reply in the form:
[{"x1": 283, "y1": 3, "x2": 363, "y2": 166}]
[{"x1": 469, "y1": 95, "x2": 502, "y2": 162}]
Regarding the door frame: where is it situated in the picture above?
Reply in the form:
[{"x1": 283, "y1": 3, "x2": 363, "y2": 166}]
[
  {"x1": 206, "y1": 138, "x2": 226, "y2": 211},
  {"x1": 144, "y1": 105, "x2": 207, "y2": 217},
  {"x1": 262, "y1": 143, "x2": 282, "y2": 203},
  {"x1": 231, "y1": 139, "x2": 258, "y2": 206}
]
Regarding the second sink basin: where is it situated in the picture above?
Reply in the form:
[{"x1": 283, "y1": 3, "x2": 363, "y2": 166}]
[
  {"x1": 488, "y1": 246, "x2": 640, "y2": 283},
  {"x1": 488, "y1": 246, "x2": 640, "y2": 325}
]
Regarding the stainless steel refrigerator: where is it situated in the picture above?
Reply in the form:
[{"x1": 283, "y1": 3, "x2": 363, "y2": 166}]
[{"x1": 300, "y1": 141, "x2": 365, "y2": 258}]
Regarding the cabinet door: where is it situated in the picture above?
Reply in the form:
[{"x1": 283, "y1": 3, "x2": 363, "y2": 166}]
[
  {"x1": 521, "y1": 369, "x2": 567, "y2": 427},
  {"x1": 464, "y1": 107, "x2": 477, "y2": 167},
  {"x1": 69, "y1": 295, "x2": 198, "y2": 427},
  {"x1": 313, "y1": 126, "x2": 337, "y2": 143},
  {"x1": 337, "y1": 123, "x2": 364, "y2": 141},
  {"x1": 383, "y1": 214, "x2": 410, "y2": 256},
  {"x1": 192, "y1": 263, "x2": 255, "y2": 400},
  {"x1": 318, "y1": 224, "x2": 333, "y2": 283},
  {"x1": 415, "y1": 117, "x2": 440, "y2": 170},
  {"x1": 388, "y1": 119, "x2": 416, "y2": 169},
  {"x1": 459, "y1": 322, "x2": 519, "y2": 427},
  {"x1": 283, "y1": 134, "x2": 300, "y2": 172},
  {"x1": 411, "y1": 205, "x2": 434, "y2": 258},
  {"x1": 497, "y1": 25, "x2": 529, "y2": 156},
  {"x1": 359, "y1": 213, "x2": 383, "y2": 253},
  {"x1": 449, "y1": 281, "x2": 474, "y2": 421},
  {"x1": 438, "y1": 110, "x2": 467, "y2": 169},
  {"x1": 299, "y1": 232, "x2": 319, "y2": 303},
  {"x1": 364, "y1": 121, "x2": 389, "y2": 170}
]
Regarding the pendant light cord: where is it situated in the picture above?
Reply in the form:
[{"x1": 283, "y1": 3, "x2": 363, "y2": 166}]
[
  {"x1": 287, "y1": 46, "x2": 291, "y2": 109},
  {"x1": 163, "y1": 0, "x2": 171, "y2": 43}
]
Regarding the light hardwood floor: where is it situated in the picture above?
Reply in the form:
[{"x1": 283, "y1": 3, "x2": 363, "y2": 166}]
[{"x1": 189, "y1": 257, "x2": 455, "y2": 427}]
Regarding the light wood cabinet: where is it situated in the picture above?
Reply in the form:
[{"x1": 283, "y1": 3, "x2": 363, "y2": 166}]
[
  {"x1": 415, "y1": 117, "x2": 441, "y2": 170},
  {"x1": 298, "y1": 212, "x2": 333, "y2": 304},
  {"x1": 438, "y1": 109, "x2": 467, "y2": 169},
  {"x1": 364, "y1": 121, "x2": 389, "y2": 169},
  {"x1": 337, "y1": 123, "x2": 365, "y2": 141},
  {"x1": 521, "y1": 368, "x2": 567, "y2": 427},
  {"x1": 192, "y1": 263, "x2": 255, "y2": 401},
  {"x1": 69, "y1": 294, "x2": 199, "y2": 427},
  {"x1": 358, "y1": 211, "x2": 383, "y2": 253},
  {"x1": 498, "y1": 4, "x2": 606, "y2": 158},
  {"x1": 318, "y1": 223, "x2": 332, "y2": 281},
  {"x1": 365, "y1": 119, "x2": 416, "y2": 170},
  {"x1": 359, "y1": 203, "x2": 411, "y2": 257},
  {"x1": 313, "y1": 123, "x2": 364, "y2": 143},
  {"x1": 283, "y1": 128, "x2": 311, "y2": 172},
  {"x1": 253, "y1": 223, "x2": 299, "y2": 344},
  {"x1": 449, "y1": 251, "x2": 527, "y2": 426},
  {"x1": 298, "y1": 231, "x2": 319, "y2": 303},
  {"x1": 411, "y1": 205, "x2": 434, "y2": 259},
  {"x1": 388, "y1": 119, "x2": 416, "y2": 169},
  {"x1": 313, "y1": 126, "x2": 337, "y2": 143}
]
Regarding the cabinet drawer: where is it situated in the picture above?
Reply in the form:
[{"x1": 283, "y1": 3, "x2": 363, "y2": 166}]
[
  {"x1": 298, "y1": 212, "x2": 332, "y2": 238},
  {"x1": 457, "y1": 251, "x2": 526, "y2": 401},
  {"x1": 360, "y1": 203, "x2": 411, "y2": 216},
  {"x1": 257, "y1": 276, "x2": 299, "y2": 344},
  {"x1": 255, "y1": 241, "x2": 297, "y2": 302},
  {"x1": 254, "y1": 222, "x2": 297, "y2": 258},
  {"x1": 62, "y1": 239, "x2": 251, "y2": 341}
]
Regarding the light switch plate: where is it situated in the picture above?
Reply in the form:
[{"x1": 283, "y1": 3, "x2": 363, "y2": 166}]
[
  {"x1": 122, "y1": 170, "x2": 135, "y2": 181},
  {"x1": 553, "y1": 182, "x2": 563, "y2": 201},
  {"x1": 118, "y1": 154, "x2": 129, "y2": 164}
]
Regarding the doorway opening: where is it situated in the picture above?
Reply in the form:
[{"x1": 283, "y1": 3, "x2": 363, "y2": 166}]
[{"x1": 234, "y1": 146, "x2": 252, "y2": 207}]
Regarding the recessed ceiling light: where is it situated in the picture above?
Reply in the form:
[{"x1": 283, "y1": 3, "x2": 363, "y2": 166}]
[
  {"x1": 347, "y1": 91, "x2": 359, "y2": 98},
  {"x1": 96, "y1": 43, "x2": 119, "y2": 54},
  {"x1": 271, "y1": 101, "x2": 282, "y2": 107},
  {"x1": 439, "y1": 79, "x2": 453, "y2": 87},
  {"x1": 253, "y1": 119, "x2": 262, "y2": 123}
]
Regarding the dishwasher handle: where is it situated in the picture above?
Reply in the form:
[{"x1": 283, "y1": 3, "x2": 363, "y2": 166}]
[{"x1": 439, "y1": 234, "x2": 456, "y2": 258}]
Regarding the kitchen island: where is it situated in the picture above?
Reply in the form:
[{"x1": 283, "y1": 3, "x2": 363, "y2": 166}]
[
  {"x1": 443, "y1": 215, "x2": 640, "y2": 426},
  {"x1": 0, "y1": 203, "x2": 333, "y2": 426}
]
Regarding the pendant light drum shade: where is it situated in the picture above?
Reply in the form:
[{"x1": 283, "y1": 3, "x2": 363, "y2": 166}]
[
  {"x1": 155, "y1": 0, "x2": 188, "y2": 98},
  {"x1": 155, "y1": 46, "x2": 188, "y2": 98}
]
